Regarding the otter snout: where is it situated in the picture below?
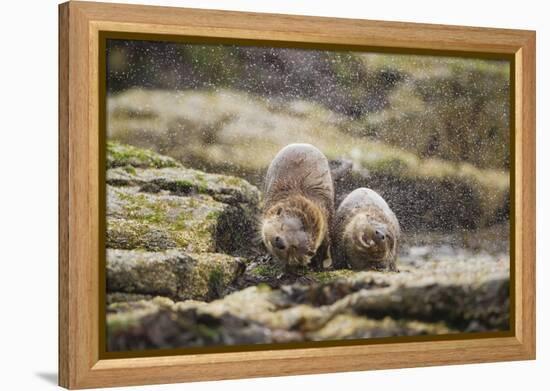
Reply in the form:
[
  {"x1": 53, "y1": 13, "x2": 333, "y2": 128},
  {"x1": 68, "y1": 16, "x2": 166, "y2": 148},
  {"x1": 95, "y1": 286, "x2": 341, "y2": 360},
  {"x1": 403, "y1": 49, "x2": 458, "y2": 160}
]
[
  {"x1": 374, "y1": 229, "x2": 385, "y2": 241},
  {"x1": 262, "y1": 214, "x2": 316, "y2": 267},
  {"x1": 272, "y1": 236, "x2": 286, "y2": 250},
  {"x1": 360, "y1": 226, "x2": 385, "y2": 247}
]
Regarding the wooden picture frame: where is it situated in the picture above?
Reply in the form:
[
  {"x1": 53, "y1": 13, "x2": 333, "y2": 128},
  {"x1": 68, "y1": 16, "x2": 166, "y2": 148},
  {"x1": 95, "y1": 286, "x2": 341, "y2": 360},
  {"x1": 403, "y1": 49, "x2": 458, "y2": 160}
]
[{"x1": 59, "y1": 1, "x2": 536, "y2": 389}]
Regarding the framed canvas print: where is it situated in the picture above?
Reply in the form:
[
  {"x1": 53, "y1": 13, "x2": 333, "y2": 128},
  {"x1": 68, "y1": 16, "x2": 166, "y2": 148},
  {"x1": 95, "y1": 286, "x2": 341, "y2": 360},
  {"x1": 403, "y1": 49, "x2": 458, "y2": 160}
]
[{"x1": 58, "y1": 1, "x2": 536, "y2": 389}]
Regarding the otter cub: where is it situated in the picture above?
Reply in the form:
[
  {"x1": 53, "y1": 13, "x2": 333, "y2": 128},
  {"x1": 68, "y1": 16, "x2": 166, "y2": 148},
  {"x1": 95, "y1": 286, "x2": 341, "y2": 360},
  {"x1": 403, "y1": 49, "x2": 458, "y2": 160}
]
[
  {"x1": 331, "y1": 187, "x2": 400, "y2": 271},
  {"x1": 261, "y1": 143, "x2": 334, "y2": 269}
]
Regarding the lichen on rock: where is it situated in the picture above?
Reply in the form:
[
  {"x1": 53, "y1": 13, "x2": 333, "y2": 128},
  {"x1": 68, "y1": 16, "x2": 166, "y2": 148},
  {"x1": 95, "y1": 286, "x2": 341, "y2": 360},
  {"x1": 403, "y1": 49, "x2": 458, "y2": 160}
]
[
  {"x1": 106, "y1": 172, "x2": 260, "y2": 255},
  {"x1": 107, "y1": 165, "x2": 260, "y2": 207},
  {"x1": 107, "y1": 187, "x2": 230, "y2": 253},
  {"x1": 107, "y1": 249, "x2": 245, "y2": 301}
]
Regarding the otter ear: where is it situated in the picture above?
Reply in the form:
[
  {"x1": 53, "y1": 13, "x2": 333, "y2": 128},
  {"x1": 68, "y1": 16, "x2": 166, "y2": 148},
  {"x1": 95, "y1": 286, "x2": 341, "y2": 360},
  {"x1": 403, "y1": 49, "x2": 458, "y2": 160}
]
[{"x1": 277, "y1": 207, "x2": 283, "y2": 216}]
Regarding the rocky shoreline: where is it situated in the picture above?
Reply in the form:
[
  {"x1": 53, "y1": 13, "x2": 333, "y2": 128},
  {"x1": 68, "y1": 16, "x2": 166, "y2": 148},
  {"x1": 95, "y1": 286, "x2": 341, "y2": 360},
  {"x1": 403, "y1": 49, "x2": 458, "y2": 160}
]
[{"x1": 105, "y1": 143, "x2": 510, "y2": 351}]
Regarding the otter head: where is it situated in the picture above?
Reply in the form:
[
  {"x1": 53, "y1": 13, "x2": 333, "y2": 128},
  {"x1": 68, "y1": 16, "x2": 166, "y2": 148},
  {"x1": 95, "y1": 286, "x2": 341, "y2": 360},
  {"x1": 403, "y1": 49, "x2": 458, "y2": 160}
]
[
  {"x1": 262, "y1": 206, "x2": 317, "y2": 267},
  {"x1": 345, "y1": 212, "x2": 394, "y2": 268}
]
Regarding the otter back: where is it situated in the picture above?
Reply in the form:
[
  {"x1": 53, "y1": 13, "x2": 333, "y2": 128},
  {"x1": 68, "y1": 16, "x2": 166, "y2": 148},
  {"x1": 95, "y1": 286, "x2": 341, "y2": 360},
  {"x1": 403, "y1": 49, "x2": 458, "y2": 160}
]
[
  {"x1": 262, "y1": 144, "x2": 334, "y2": 269},
  {"x1": 264, "y1": 143, "x2": 334, "y2": 211}
]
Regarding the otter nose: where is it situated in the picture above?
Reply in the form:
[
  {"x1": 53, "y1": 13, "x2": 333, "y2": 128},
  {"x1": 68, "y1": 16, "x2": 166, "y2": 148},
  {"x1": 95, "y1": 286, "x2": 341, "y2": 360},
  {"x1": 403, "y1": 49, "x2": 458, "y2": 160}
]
[
  {"x1": 273, "y1": 236, "x2": 286, "y2": 250},
  {"x1": 374, "y1": 230, "x2": 385, "y2": 241}
]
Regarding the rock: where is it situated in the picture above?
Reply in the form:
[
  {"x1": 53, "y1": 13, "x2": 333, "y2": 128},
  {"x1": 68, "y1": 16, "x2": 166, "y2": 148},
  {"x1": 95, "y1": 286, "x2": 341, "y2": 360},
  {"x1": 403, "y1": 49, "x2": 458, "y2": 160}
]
[
  {"x1": 106, "y1": 249, "x2": 245, "y2": 301},
  {"x1": 107, "y1": 90, "x2": 509, "y2": 230},
  {"x1": 107, "y1": 165, "x2": 260, "y2": 207},
  {"x1": 229, "y1": 253, "x2": 361, "y2": 292},
  {"x1": 106, "y1": 256, "x2": 509, "y2": 350},
  {"x1": 107, "y1": 187, "x2": 236, "y2": 253},
  {"x1": 329, "y1": 155, "x2": 509, "y2": 231},
  {"x1": 107, "y1": 218, "x2": 178, "y2": 251},
  {"x1": 309, "y1": 315, "x2": 452, "y2": 340},
  {"x1": 107, "y1": 141, "x2": 180, "y2": 169},
  {"x1": 352, "y1": 54, "x2": 510, "y2": 170},
  {"x1": 102, "y1": 143, "x2": 510, "y2": 351},
  {"x1": 104, "y1": 144, "x2": 260, "y2": 301},
  {"x1": 107, "y1": 296, "x2": 303, "y2": 351},
  {"x1": 106, "y1": 149, "x2": 261, "y2": 255},
  {"x1": 107, "y1": 44, "x2": 510, "y2": 171},
  {"x1": 107, "y1": 293, "x2": 154, "y2": 305},
  {"x1": 326, "y1": 268, "x2": 509, "y2": 331}
]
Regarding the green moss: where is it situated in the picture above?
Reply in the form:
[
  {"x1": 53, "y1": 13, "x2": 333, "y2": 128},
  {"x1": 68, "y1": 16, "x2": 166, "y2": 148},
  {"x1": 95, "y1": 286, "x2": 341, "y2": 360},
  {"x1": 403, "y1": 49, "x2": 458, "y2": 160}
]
[
  {"x1": 171, "y1": 200, "x2": 226, "y2": 253},
  {"x1": 115, "y1": 190, "x2": 167, "y2": 225},
  {"x1": 205, "y1": 210, "x2": 221, "y2": 220},
  {"x1": 328, "y1": 52, "x2": 365, "y2": 87},
  {"x1": 208, "y1": 266, "x2": 225, "y2": 297},
  {"x1": 173, "y1": 179, "x2": 195, "y2": 193},
  {"x1": 106, "y1": 218, "x2": 177, "y2": 251},
  {"x1": 173, "y1": 210, "x2": 194, "y2": 230},
  {"x1": 107, "y1": 141, "x2": 180, "y2": 169},
  {"x1": 220, "y1": 176, "x2": 243, "y2": 187},
  {"x1": 122, "y1": 165, "x2": 137, "y2": 175},
  {"x1": 366, "y1": 156, "x2": 411, "y2": 176},
  {"x1": 250, "y1": 263, "x2": 284, "y2": 278},
  {"x1": 256, "y1": 283, "x2": 272, "y2": 292},
  {"x1": 197, "y1": 181, "x2": 209, "y2": 194},
  {"x1": 311, "y1": 270, "x2": 356, "y2": 284}
]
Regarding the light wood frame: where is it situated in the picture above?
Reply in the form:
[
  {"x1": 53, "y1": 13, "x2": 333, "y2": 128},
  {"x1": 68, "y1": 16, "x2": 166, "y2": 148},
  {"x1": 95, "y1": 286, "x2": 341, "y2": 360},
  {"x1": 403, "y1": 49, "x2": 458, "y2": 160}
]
[{"x1": 59, "y1": 1, "x2": 536, "y2": 389}]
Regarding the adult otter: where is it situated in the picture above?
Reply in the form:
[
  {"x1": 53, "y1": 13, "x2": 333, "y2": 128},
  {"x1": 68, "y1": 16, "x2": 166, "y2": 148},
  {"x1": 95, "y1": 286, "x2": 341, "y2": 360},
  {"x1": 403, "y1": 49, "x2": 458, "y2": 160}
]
[
  {"x1": 332, "y1": 187, "x2": 400, "y2": 271},
  {"x1": 261, "y1": 144, "x2": 334, "y2": 270}
]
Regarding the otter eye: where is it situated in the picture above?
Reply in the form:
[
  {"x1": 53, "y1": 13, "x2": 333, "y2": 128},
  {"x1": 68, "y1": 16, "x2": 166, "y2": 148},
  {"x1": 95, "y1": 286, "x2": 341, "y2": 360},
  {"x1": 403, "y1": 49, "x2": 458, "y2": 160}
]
[{"x1": 277, "y1": 207, "x2": 283, "y2": 216}]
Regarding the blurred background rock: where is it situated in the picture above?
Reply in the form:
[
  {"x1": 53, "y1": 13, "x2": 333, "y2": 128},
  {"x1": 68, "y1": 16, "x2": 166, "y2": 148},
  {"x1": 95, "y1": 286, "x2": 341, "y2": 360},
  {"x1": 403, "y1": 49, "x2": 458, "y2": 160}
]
[{"x1": 106, "y1": 39, "x2": 510, "y2": 232}]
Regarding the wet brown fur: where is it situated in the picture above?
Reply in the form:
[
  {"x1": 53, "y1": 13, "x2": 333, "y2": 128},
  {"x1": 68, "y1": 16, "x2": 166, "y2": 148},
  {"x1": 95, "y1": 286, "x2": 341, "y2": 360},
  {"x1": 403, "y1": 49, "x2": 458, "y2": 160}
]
[
  {"x1": 262, "y1": 171, "x2": 333, "y2": 269},
  {"x1": 332, "y1": 197, "x2": 399, "y2": 271}
]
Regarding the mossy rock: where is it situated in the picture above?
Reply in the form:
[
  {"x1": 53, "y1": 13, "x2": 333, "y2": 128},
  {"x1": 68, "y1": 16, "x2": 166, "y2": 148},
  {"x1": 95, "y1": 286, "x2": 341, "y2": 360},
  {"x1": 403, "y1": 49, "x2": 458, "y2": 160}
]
[
  {"x1": 106, "y1": 44, "x2": 509, "y2": 170},
  {"x1": 107, "y1": 292, "x2": 154, "y2": 305},
  {"x1": 107, "y1": 187, "x2": 231, "y2": 253},
  {"x1": 309, "y1": 315, "x2": 452, "y2": 340},
  {"x1": 106, "y1": 180, "x2": 259, "y2": 255},
  {"x1": 236, "y1": 257, "x2": 359, "y2": 290},
  {"x1": 107, "y1": 165, "x2": 260, "y2": 207},
  {"x1": 330, "y1": 151, "x2": 509, "y2": 230},
  {"x1": 106, "y1": 254, "x2": 509, "y2": 351},
  {"x1": 107, "y1": 218, "x2": 178, "y2": 251},
  {"x1": 107, "y1": 141, "x2": 180, "y2": 169},
  {"x1": 107, "y1": 249, "x2": 245, "y2": 301},
  {"x1": 354, "y1": 54, "x2": 510, "y2": 169}
]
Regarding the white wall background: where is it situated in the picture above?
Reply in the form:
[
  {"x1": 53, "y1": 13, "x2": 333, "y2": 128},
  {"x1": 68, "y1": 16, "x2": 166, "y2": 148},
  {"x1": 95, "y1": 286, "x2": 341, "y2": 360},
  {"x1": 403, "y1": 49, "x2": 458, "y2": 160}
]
[{"x1": 0, "y1": 0, "x2": 546, "y2": 389}]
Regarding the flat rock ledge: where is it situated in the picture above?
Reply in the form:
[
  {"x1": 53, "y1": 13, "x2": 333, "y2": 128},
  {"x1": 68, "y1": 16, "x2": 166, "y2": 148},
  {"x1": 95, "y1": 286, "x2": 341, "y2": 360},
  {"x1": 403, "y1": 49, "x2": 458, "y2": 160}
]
[
  {"x1": 107, "y1": 249, "x2": 245, "y2": 301},
  {"x1": 107, "y1": 258, "x2": 509, "y2": 351}
]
